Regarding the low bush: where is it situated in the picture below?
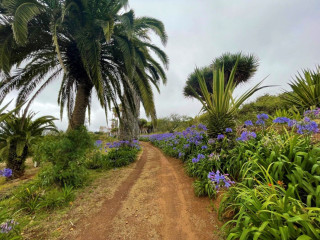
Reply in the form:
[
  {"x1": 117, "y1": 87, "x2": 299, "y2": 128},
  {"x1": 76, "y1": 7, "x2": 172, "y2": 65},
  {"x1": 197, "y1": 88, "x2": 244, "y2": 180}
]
[
  {"x1": 35, "y1": 127, "x2": 93, "y2": 188},
  {"x1": 220, "y1": 180, "x2": 320, "y2": 240},
  {"x1": 106, "y1": 147, "x2": 139, "y2": 168},
  {"x1": 14, "y1": 182, "x2": 75, "y2": 213}
]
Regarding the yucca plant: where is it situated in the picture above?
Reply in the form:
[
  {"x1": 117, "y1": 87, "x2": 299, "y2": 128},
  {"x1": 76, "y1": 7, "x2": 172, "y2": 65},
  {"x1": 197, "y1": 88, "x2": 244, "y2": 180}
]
[
  {"x1": 284, "y1": 67, "x2": 320, "y2": 110},
  {"x1": 189, "y1": 59, "x2": 268, "y2": 138}
]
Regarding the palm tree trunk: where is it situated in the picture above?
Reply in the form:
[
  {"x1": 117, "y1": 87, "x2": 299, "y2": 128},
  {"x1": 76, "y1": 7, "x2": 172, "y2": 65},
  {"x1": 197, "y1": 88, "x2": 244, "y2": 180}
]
[
  {"x1": 68, "y1": 83, "x2": 91, "y2": 130},
  {"x1": 119, "y1": 91, "x2": 140, "y2": 141},
  {"x1": 6, "y1": 143, "x2": 27, "y2": 178}
]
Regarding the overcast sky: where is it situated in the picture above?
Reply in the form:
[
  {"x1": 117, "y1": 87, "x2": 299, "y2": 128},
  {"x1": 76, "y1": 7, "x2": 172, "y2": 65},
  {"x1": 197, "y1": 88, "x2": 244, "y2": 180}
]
[{"x1": 4, "y1": 0, "x2": 320, "y2": 131}]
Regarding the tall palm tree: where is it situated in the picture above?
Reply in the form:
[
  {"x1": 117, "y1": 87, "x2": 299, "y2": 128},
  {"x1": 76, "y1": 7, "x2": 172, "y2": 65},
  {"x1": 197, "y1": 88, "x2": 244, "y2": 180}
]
[
  {"x1": 0, "y1": 0, "x2": 168, "y2": 131},
  {"x1": 0, "y1": 111, "x2": 57, "y2": 178},
  {"x1": 184, "y1": 52, "x2": 259, "y2": 99},
  {"x1": 114, "y1": 12, "x2": 168, "y2": 140}
]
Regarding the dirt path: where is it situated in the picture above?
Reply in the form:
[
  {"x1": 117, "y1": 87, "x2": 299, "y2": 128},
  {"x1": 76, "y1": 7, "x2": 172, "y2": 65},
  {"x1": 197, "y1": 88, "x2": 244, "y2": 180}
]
[{"x1": 66, "y1": 142, "x2": 222, "y2": 240}]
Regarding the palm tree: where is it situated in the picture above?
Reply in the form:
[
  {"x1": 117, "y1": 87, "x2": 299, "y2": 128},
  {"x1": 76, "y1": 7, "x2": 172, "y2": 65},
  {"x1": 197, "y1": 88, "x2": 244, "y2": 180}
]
[
  {"x1": 190, "y1": 60, "x2": 268, "y2": 138},
  {"x1": 0, "y1": 0, "x2": 168, "y2": 132},
  {"x1": 0, "y1": 112, "x2": 57, "y2": 178},
  {"x1": 114, "y1": 14, "x2": 168, "y2": 140},
  {"x1": 184, "y1": 53, "x2": 259, "y2": 99}
]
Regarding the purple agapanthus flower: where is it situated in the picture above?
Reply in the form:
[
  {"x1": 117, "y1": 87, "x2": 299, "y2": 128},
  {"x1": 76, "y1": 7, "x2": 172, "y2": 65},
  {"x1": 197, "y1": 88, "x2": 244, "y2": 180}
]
[
  {"x1": 198, "y1": 124, "x2": 208, "y2": 131},
  {"x1": 0, "y1": 168, "x2": 12, "y2": 178},
  {"x1": 244, "y1": 120, "x2": 253, "y2": 126},
  {"x1": 237, "y1": 131, "x2": 257, "y2": 141},
  {"x1": 257, "y1": 113, "x2": 269, "y2": 120},
  {"x1": 192, "y1": 153, "x2": 205, "y2": 163},
  {"x1": 0, "y1": 219, "x2": 17, "y2": 233},
  {"x1": 201, "y1": 145, "x2": 208, "y2": 150},
  {"x1": 225, "y1": 128, "x2": 233, "y2": 133},
  {"x1": 273, "y1": 117, "x2": 290, "y2": 124},
  {"x1": 95, "y1": 140, "x2": 103, "y2": 147},
  {"x1": 217, "y1": 134, "x2": 225, "y2": 140},
  {"x1": 208, "y1": 170, "x2": 235, "y2": 190}
]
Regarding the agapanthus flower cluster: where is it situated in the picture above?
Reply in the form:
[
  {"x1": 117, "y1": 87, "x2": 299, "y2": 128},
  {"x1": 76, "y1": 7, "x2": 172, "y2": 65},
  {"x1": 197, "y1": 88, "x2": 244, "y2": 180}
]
[
  {"x1": 198, "y1": 123, "x2": 208, "y2": 131},
  {"x1": 0, "y1": 168, "x2": 12, "y2": 178},
  {"x1": 304, "y1": 108, "x2": 320, "y2": 119},
  {"x1": 225, "y1": 128, "x2": 233, "y2": 133},
  {"x1": 95, "y1": 140, "x2": 103, "y2": 147},
  {"x1": 192, "y1": 153, "x2": 205, "y2": 163},
  {"x1": 217, "y1": 134, "x2": 225, "y2": 140},
  {"x1": 295, "y1": 117, "x2": 319, "y2": 135},
  {"x1": 147, "y1": 124, "x2": 207, "y2": 148},
  {"x1": 256, "y1": 113, "x2": 269, "y2": 125},
  {"x1": 0, "y1": 219, "x2": 17, "y2": 233},
  {"x1": 237, "y1": 131, "x2": 257, "y2": 141},
  {"x1": 273, "y1": 116, "x2": 319, "y2": 135},
  {"x1": 105, "y1": 140, "x2": 141, "y2": 150},
  {"x1": 273, "y1": 117, "x2": 290, "y2": 124},
  {"x1": 244, "y1": 120, "x2": 253, "y2": 126},
  {"x1": 208, "y1": 170, "x2": 235, "y2": 190}
]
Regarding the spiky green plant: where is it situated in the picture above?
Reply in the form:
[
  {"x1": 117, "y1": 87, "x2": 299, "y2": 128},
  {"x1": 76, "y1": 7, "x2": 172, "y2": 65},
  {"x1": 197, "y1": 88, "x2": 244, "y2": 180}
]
[
  {"x1": 0, "y1": 112, "x2": 57, "y2": 178},
  {"x1": 189, "y1": 60, "x2": 268, "y2": 138},
  {"x1": 284, "y1": 67, "x2": 320, "y2": 109}
]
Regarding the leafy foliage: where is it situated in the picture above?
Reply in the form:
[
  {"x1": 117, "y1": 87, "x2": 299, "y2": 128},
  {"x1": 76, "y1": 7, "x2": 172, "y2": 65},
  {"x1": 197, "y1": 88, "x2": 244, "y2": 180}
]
[
  {"x1": 184, "y1": 52, "x2": 259, "y2": 99},
  {"x1": 14, "y1": 182, "x2": 75, "y2": 213},
  {"x1": 236, "y1": 94, "x2": 292, "y2": 123},
  {"x1": 284, "y1": 67, "x2": 320, "y2": 109},
  {"x1": 189, "y1": 59, "x2": 268, "y2": 137},
  {"x1": 35, "y1": 127, "x2": 93, "y2": 187},
  {"x1": 0, "y1": 111, "x2": 57, "y2": 178},
  {"x1": 0, "y1": 0, "x2": 168, "y2": 128},
  {"x1": 156, "y1": 114, "x2": 193, "y2": 133}
]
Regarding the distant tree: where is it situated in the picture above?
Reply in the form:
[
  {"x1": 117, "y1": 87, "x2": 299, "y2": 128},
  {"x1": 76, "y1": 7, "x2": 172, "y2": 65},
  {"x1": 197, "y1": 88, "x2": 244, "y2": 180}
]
[
  {"x1": 156, "y1": 114, "x2": 192, "y2": 133},
  {"x1": 138, "y1": 118, "x2": 148, "y2": 134},
  {"x1": 184, "y1": 53, "x2": 259, "y2": 99}
]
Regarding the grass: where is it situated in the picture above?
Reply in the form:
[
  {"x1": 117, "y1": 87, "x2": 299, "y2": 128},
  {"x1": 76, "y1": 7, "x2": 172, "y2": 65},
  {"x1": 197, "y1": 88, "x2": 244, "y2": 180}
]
[{"x1": 0, "y1": 146, "x2": 142, "y2": 239}]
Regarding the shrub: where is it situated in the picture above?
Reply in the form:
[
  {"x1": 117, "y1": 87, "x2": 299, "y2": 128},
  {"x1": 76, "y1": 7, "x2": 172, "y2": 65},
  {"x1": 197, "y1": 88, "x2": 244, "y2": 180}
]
[
  {"x1": 193, "y1": 178, "x2": 216, "y2": 198},
  {"x1": 85, "y1": 151, "x2": 111, "y2": 170},
  {"x1": 220, "y1": 181, "x2": 320, "y2": 240},
  {"x1": 14, "y1": 182, "x2": 75, "y2": 213},
  {"x1": 106, "y1": 147, "x2": 139, "y2": 168},
  {"x1": 35, "y1": 127, "x2": 93, "y2": 188}
]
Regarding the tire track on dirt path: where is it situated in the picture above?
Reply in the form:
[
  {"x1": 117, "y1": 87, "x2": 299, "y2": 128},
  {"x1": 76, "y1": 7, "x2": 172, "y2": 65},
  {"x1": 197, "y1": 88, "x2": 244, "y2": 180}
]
[
  {"x1": 72, "y1": 144, "x2": 149, "y2": 240},
  {"x1": 64, "y1": 142, "x2": 222, "y2": 240}
]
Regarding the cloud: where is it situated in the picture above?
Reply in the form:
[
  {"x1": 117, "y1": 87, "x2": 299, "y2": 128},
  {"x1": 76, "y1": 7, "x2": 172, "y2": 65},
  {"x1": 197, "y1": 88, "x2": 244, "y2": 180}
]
[{"x1": 3, "y1": 0, "x2": 320, "y2": 131}]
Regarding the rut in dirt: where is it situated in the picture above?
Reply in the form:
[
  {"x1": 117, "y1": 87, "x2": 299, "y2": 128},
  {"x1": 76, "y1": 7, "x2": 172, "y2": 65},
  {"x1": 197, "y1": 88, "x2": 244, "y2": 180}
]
[{"x1": 70, "y1": 142, "x2": 222, "y2": 240}]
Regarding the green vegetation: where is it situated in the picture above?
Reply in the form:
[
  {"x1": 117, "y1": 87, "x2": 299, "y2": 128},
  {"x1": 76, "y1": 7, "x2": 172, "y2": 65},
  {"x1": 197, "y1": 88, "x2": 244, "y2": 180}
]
[
  {"x1": 0, "y1": 0, "x2": 168, "y2": 134},
  {"x1": 189, "y1": 60, "x2": 268, "y2": 138},
  {"x1": 184, "y1": 52, "x2": 259, "y2": 99},
  {"x1": 284, "y1": 67, "x2": 320, "y2": 110},
  {"x1": 0, "y1": 127, "x2": 141, "y2": 238},
  {"x1": 0, "y1": 112, "x2": 57, "y2": 178}
]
